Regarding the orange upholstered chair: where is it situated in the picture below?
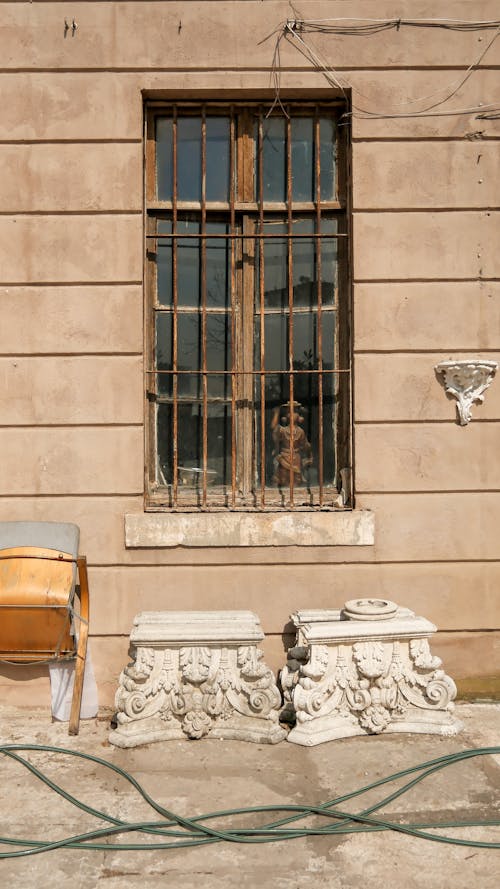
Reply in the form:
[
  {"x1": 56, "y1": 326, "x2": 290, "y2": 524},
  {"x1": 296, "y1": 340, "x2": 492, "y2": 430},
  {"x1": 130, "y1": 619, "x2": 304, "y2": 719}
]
[{"x1": 0, "y1": 521, "x2": 90, "y2": 735}]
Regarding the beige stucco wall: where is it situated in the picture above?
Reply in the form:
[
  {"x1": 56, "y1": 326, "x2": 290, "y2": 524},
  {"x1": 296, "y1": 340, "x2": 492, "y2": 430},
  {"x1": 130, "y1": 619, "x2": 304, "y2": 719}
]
[{"x1": 0, "y1": 1, "x2": 499, "y2": 708}]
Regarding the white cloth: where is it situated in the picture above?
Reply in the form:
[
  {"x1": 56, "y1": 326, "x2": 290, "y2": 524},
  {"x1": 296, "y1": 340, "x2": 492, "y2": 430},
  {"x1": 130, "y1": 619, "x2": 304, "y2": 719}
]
[{"x1": 48, "y1": 646, "x2": 98, "y2": 721}]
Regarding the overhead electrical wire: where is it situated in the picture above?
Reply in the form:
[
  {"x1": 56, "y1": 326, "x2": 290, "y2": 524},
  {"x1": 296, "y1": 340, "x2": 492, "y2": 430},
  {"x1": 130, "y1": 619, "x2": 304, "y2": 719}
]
[
  {"x1": 0, "y1": 744, "x2": 499, "y2": 858},
  {"x1": 285, "y1": 17, "x2": 500, "y2": 34},
  {"x1": 265, "y1": 16, "x2": 500, "y2": 120}
]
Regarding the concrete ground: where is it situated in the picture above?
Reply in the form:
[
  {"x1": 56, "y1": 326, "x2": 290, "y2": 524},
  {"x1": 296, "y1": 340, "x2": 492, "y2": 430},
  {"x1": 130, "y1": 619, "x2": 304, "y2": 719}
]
[{"x1": 0, "y1": 703, "x2": 498, "y2": 888}]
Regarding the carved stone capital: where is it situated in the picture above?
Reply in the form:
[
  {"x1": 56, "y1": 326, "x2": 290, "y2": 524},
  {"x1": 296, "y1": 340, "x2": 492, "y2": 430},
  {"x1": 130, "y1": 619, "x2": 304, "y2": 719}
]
[
  {"x1": 109, "y1": 611, "x2": 285, "y2": 747},
  {"x1": 435, "y1": 359, "x2": 498, "y2": 425},
  {"x1": 283, "y1": 599, "x2": 462, "y2": 746}
]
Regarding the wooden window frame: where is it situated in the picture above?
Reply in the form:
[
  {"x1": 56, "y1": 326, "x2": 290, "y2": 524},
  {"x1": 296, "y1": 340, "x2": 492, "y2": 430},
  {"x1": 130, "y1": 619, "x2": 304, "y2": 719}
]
[{"x1": 144, "y1": 101, "x2": 352, "y2": 511}]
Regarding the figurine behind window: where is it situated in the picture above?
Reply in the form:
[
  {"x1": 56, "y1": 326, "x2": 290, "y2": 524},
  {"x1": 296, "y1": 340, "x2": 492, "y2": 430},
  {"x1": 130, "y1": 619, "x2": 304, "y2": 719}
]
[{"x1": 271, "y1": 401, "x2": 313, "y2": 487}]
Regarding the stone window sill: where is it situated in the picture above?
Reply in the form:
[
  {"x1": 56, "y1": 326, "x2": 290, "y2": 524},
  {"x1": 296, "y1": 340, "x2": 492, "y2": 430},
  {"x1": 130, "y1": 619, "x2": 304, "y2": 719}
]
[{"x1": 124, "y1": 510, "x2": 374, "y2": 548}]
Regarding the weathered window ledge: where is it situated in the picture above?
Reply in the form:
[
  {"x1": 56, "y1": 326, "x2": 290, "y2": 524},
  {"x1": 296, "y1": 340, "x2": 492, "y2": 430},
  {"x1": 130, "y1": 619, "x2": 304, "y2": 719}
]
[{"x1": 124, "y1": 510, "x2": 374, "y2": 548}]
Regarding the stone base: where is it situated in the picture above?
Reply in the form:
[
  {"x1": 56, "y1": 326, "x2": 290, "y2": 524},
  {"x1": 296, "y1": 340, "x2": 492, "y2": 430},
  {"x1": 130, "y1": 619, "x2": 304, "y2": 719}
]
[
  {"x1": 109, "y1": 611, "x2": 286, "y2": 747},
  {"x1": 288, "y1": 709, "x2": 464, "y2": 747},
  {"x1": 282, "y1": 600, "x2": 463, "y2": 746},
  {"x1": 110, "y1": 714, "x2": 286, "y2": 748}
]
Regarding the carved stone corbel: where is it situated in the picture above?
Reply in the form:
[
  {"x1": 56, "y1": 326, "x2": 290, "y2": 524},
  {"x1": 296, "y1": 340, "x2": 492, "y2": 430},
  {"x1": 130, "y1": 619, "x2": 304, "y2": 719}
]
[{"x1": 435, "y1": 359, "x2": 498, "y2": 425}]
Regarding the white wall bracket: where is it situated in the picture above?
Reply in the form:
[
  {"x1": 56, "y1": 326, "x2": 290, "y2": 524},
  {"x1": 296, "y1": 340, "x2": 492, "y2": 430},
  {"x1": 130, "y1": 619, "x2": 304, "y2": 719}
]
[{"x1": 435, "y1": 359, "x2": 497, "y2": 425}]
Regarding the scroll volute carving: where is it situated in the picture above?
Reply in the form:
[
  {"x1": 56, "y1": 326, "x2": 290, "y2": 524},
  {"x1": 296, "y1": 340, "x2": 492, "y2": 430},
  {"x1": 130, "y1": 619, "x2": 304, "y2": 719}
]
[{"x1": 435, "y1": 359, "x2": 498, "y2": 425}]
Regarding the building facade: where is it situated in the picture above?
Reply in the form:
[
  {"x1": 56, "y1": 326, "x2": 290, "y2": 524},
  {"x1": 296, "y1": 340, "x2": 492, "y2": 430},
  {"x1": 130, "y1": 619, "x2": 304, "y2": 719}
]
[{"x1": 0, "y1": 1, "x2": 499, "y2": 708}]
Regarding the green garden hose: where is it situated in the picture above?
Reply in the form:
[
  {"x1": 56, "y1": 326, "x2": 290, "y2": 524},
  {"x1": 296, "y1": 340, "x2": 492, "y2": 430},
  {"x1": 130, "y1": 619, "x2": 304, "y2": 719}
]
[{"x1": 0, "y1": 744, "x2": 499, "y2": 858}]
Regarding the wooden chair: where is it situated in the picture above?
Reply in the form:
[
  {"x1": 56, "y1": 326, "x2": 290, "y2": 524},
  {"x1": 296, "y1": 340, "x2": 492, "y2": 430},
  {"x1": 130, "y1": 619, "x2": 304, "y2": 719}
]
[{"x1": 0, "y1": 521, "x2": 90, "y2": 735}]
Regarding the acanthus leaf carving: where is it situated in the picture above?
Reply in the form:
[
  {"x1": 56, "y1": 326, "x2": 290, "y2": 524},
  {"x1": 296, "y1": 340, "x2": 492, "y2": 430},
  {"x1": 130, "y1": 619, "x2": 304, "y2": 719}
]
[
  {"x1": 289, "y1": 634, "x2": 459, "y2": 740},
  {"x1": 111, "y1": 629, "x2": 285, "y2": 746},
  {"x1": 179, "y1": 646, "x2": 212, "y2": 684},
  {"x1": 435, "y1": 359, "x2": 498, "y2": 425}
]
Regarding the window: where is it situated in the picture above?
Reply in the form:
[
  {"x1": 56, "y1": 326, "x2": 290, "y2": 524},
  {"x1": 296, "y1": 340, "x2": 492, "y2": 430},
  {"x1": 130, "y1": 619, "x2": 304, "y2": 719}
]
[{"x1": 145, "y1": 102, "x2": 351, "y2": 510}]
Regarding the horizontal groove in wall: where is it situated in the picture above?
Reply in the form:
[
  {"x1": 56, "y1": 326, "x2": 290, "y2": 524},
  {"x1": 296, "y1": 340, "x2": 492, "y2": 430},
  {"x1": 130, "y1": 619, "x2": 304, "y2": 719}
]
[
  {"x1": 0, "y1": 139, "x2": 142, "y2": 145},
  {"x1": 0, "y1": 210, "x2": 142, "y2": 217},
  {"x1": 353, "y1": 207, "x2": 500, "y2": 214},
  {"x1": 0, "y1": 281, "x2": 143, "y2": 287},
  {"x1": 1, "y1": 64, "x2": 499, "y2": 74},
  {"x1": 354, "y1": 348, "x2": 500, "y2": 355},
  {"x1": 353, "y1": 136, "x2": 500, "y2": 143},
  {"x1": 4, "y1": 207, "x2": 495, "y2": 217},
  {"x1": 0, "y1": 137, "x2": 496, "y2": 146},
  {"x1": 0, "y1": 352, "x2": 143, "y2": 358},
  {"x1": 1, "y1": 491, "x2": 497, "y2": 500},
  {"x1": 3, "y1": 208, "x2": 496, "y2": 218},
  {"x1": 87, "y1": 628, "x2": 499, "y2": 640},
  {"x1": 0, "y1": 212, "x2": 141, "y2": 218},
  {"x1": 89, "y1": 560, "x2": 500, "y2": 571},
  {"x1": 354, "y1": 277, "x2": 500, "y2": 284},
  {"x1": 354, "y1": 419, "x2": 500, "y2": 426},
  {"x1": 355, "y1": 420, "x2": 500, "y2": 427},
  {"x1": 0, "y1": 281, "x2": 142, "y2": 288},
  {"x1": 0, "y1": 423, "x2": 144, "y2": 429},
  {"x1": 0, "y1": 492, "x2": 143, "y2": 499},
  {"x1": 357, "y1": 489, "x2": 500, "y2": 495}
]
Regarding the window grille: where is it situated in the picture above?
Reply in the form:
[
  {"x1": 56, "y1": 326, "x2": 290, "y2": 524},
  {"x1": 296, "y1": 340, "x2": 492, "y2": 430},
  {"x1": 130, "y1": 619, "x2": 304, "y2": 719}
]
[{"x1": 145, "y1": 102, "x2": 351, "y2": 510}]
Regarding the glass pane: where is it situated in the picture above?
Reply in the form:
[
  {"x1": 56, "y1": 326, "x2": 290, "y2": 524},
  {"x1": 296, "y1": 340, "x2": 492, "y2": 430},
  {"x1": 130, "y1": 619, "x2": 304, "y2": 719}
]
[
  {"x1": 292, "y1": 118, "x2": 314, "y2": 201},
  {"x1": 320, "y1": 118, "x2": 336, "y2": 200},
  {"x1": 206, "y1": 118, "x2": 230, "y2": 202},
  {"x1": 260, "y1": 313, "x2": 287, "y2": 372},
  {"x1": 175, "y1": 313, "x2": 201, "y2": 399},
  {"x1": 292, "y1": 219, "x2": 315, "y2": 306},
  {"x1": 156, "y1": 312, "x2": 172, "y2": 396},
  {"x1": 320, "y1": 218, "x2": 338, "y2": 305},
  {"x1": 259, "y1": 222, "x2": 287, "y2": 310},
  {"x1": 254, "y1": 304, "x2": 336, "y2": 488},
  {"x1": 206, "y1": 314, "x2": 232, "y2": 374},
  {"x1": 156, "y1": 118, "x2": 173, "y2": 201},
  {"x1": 157, "y1": 218, "x2": 201, "y2": 308},
  {"x1": 262, "y1": 117, "x2": 286, "y2": 202},
  {"x1": 207, "y1": 223, "x2": 229, "y2": 308},
  {"x1": 178, "y1": 220, "x2": 200, "y2": 306},
  {"x1": 156, "y1": 312, "x2": 231, "y2": 398},
  {"x1": 254, "y1": 373, "x2": 336, "y2": 489},
  {"x1": 158, "y1": 220, "x2": 230, "y2": 308},
  {"x1": 256, "y1": 218, "x2": 337, "y2": 311},
  {"x1": 177, "y1": 117, "x2": 201, "y2": 201},
  {"x1": 157, "y1": 220, "x2": 172, "y2": 306},
  {"x1": 257, "y1": 310, "x2": 334, "y2": 371},
  {"x1": 157, "y1": 402, "x2": 232, "y2": 488},
  {"x1": 293, "y1": 218, "x2": 337, "y2": 307}
]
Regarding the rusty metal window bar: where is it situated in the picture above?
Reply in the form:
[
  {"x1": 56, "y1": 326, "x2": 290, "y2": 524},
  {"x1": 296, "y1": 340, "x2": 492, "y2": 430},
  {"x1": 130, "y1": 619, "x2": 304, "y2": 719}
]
[{"x1": 145, "y1": 102, "x2": 351, "y2": 510}]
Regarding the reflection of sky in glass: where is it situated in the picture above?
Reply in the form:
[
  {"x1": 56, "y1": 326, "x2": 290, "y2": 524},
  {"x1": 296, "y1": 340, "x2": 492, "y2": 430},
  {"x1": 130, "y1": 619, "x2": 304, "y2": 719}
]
[
  {"x1": 262, "y1": 118, "x2": 286, "y2": 201},
  {"x1": 156, "y1": 117, "x2": 230, "y2": 202},
  {"x1": 206, "y1": 119, "x2": 230, "y2": 201},
  {"x1": 177, "y1": 118, "x2": 201, "y2": 201},
  {"x1": 258, "y1": 116, "x2": 336, "y2": 203},
  {"x1": 291, "y1": 118, "x2": 314, "y2": 201},
  {"x1": 157, "y1": 220, "x2": 229, "y2": 308}
]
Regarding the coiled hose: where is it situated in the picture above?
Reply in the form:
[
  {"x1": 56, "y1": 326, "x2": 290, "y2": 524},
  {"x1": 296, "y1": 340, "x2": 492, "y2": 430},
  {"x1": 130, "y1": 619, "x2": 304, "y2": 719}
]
[{"x1": 0, "y1": 744, "x2": 499, "y2": 858}]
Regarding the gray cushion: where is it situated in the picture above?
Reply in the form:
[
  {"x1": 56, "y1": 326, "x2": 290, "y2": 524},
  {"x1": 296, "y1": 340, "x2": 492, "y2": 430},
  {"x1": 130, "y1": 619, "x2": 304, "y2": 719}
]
[{"x1": 0, "y1": 522, "x2": 80, "y2": 557}]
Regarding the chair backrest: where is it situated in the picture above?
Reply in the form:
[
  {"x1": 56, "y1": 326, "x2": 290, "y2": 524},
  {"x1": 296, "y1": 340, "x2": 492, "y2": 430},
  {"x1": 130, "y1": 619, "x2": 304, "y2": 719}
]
[
  {"x1": 0, "y1": 522, "x2": 80, "y2": 660},
  {"x1": 0, "y1": 522, "x2": 79, "y2": 556}
]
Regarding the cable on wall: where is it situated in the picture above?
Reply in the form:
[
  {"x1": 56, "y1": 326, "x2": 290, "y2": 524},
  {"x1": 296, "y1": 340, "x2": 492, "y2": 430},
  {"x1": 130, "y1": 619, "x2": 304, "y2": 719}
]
[{"x1": 265, "y1": 16, "x2": 500, "y2": 121}]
